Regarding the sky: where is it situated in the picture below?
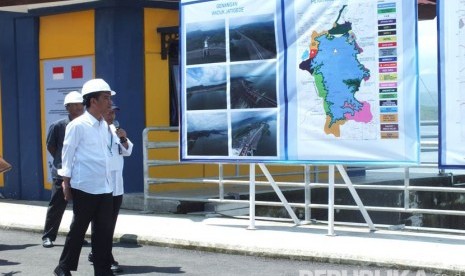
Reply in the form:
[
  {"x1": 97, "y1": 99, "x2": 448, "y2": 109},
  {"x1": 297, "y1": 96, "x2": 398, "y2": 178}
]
[
  {"x1": 417, "y1": 18, "x2": 438, "y2": 106},
  {"x1": 186, "y1": 66, "x2": 226, "y2": 88},
  {"x1": 187, "y1": 112, "x2": 227, "y2": 131}
]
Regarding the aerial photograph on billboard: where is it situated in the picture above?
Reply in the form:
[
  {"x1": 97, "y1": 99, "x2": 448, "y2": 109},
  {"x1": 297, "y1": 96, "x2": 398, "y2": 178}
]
[
  {"x1": 186, "y1": 65, "x2": 227, "y2": 110},
  {"x1": 186, "y1": 112, "x2": 229, "y2": 156},
  {"x1": 230, "y1": 61, "x2": 277, "y2": 109},
  {"x1": 186, "y1": 19, "x2": 227, "y2": 65},
  {"x1": 231, "y1": 110, "x2": 278, "y2": 157},
  {"x1": 229, "y1": 14, "x2": 277, "y2": 62}
]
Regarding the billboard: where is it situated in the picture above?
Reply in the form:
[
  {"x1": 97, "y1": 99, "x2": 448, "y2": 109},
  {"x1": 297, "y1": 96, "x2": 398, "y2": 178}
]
[
  {"x1": 180, "y1": 0, "x2": 419, "y2": 164},
  {"x1": 438, "y1": 0, "x2": 465, "y2": 168}
]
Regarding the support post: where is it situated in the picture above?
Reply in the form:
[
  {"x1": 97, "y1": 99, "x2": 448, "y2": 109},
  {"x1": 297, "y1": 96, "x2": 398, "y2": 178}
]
[
  {"x1": 219, "y1": 163, "x2": 224, "y2": 201},
  {"x1": 304, "y1": 164, "x2": 311, "y2": 223},
  {"x1": 258, "y1": 163, "x2": 300, "y2": 225},
  {"x1": 328, "y1": 165, "x2": 335, "y2": 236},
  {"x1": 142, "y1": 129, "x2": 149, "y2": 213},
  {"x1": 336, "y1": 165, "x2": 376, "y2": 231},
  {"x1": 248, "y1": 163, "x2": 256, "y2": 230},
  {"x1": 404, "y1": 167, "x2": 410, "y2": 210}
]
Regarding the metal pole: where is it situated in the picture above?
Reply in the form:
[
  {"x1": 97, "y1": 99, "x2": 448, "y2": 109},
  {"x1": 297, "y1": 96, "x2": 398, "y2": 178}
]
[
  {"x1": 404, "y1": 167, "x2": 410, "y2": 210},
  {"x1": 336, "y1": 165, "x2": 375, "y2": 231},
  {"x1": 258, "y1": 163, "x2": 300, "y2": 225},
  {"x1": 328, "y1": 165, "x2": 335, "y2": 236},
  {"x1": 248, "y1": 163, "x2": 256, "y2": 230},
  {"x1": 219, "y1": 163, "x2": 224, "y2": 200},
  {"x1": 304, "y1": 164, "x2": 311, "y2": 223},
  {"x1": 142, "y1": 128, "x2": 149, "y2": 212},
  {"x1": 314, "y1": 165, "x2": 319, "y2": 183}
]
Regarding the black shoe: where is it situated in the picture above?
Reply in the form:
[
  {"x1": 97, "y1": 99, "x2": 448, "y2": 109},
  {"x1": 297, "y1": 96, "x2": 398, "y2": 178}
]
[
  {"x1": 94, "y1": 268, "x2": 114, "y2": 276},
  {"x1": 111, "y1": 261, "x2": 123, "y2": 273},
  {"x1": 53, "y1": 266, "x2": 72, "y2": 276},
  {"x1": 42, "y1": 237, "x2": 54, "y2": 248},
  {"x1": 88, "y1": 252, "x2": 94, "y2": 263},
  {"x1": 82, "y1": 239, "x2": 89, "y2": 245}
]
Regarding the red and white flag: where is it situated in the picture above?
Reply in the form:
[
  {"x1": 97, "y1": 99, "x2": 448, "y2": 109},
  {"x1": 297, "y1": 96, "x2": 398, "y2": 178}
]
[{"x1": 52, "y1": 67, "x2": 64, "y2": 80}]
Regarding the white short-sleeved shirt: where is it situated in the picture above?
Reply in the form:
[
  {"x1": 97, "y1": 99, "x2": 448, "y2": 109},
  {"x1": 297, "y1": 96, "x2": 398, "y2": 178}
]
[
  {"x1": 108, "y1": 124, "x2": 133, "y2": 196},
  {"x1": 58, "y1": 111, "x2": 112, "y2": 194}
]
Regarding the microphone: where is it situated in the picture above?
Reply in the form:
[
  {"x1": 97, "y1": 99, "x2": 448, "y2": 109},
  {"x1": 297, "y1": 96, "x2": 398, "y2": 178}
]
[
  {"x1": 113, "y1": 120, "x2": 122, "y2": 154},
  {"x1": 113, "y1": 120, "x2": 120, "y2": 130}
]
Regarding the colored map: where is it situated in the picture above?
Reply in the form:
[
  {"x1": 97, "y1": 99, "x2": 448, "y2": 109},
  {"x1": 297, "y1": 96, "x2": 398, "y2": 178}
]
[{"x1": 298, "y1": 5, "x2": 374, "y2": 137}]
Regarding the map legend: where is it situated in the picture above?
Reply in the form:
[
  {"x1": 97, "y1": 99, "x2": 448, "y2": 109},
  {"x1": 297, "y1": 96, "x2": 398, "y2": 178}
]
[{"x1": 378, "y1": 1, "x2": 399, "y2": 139}]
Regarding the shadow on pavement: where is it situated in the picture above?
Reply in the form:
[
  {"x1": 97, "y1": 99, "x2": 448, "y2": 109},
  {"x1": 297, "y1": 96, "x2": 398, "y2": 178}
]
[
  {"x1": 118, "y1": 265, "x2": 185, "y2": 274},
  {"x1": 0, "y1": 259, "x2": 20, "y2": 266},
  {"x1": 0, "y1": 244, "x2": 37, "y2": 251}
]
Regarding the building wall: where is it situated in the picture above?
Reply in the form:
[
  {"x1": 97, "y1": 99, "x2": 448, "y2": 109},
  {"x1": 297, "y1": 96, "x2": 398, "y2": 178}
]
[
  {"x1": 0, "y1": 68, "x2": 4, "y2": 187},
  {"x1": 38, "y1": 5, "x2": 146, "y2": 195},
  {"x1": 144, "y1": 8, "x2": 177, "y2": 128},
  {"x1": 95, "y1": 5, "x2": 145, "y2": 193},
  {"x1": 2, "y1": 13, "x2": 44, "y2": 199},
  {"x1": 0, "y1": 12, "x2": 19, "y2": 194},
  {"x1": 39, "y1": 11, "x2": 94, "y2": 59},
  {"x1": 39, "y1": 10, "x2": 95, "y2": 190},
  {"x1": 0, "y1": 2, "x2": 179, "y2": 200}
]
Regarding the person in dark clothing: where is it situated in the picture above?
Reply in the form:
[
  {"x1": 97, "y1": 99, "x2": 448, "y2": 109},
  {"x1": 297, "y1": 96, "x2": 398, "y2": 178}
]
[{"x1": 42, "y1": 91, "x2": 84, "y2": 248}]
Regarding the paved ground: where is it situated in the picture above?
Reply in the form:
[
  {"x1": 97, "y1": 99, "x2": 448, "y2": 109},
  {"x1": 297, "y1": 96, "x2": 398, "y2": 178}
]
[
  {"x1": 0, "y1": 199, "x2": 464, "y2": 274},
  {"x1": 3, "y1": 228, "x2": 428, "y2": 276}
]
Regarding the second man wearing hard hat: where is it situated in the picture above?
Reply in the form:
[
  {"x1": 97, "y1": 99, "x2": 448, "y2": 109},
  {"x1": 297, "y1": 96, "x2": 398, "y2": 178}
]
[{"x1": 42, "y1": 91, "x2": 84, "y2": 248}]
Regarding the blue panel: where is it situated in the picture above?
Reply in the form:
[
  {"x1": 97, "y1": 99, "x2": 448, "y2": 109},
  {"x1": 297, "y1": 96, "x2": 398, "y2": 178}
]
[
  {"x1": 15, "y1": 17, "x2": 44, "y2": 200},
  {"x1": 95, "y1": 6, "x2": 145, "y2": 193},
  {"x1": 0, "y1": 12, "x2": 22, "y2": 199}
]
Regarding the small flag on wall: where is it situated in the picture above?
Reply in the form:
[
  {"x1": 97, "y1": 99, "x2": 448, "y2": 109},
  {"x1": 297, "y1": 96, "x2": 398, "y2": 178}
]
[
  {"x1": 71, "y1": 65, "x2": 83, "y2": 79},
  {"x1": 52, "y1": 67, "x2": 64, "y2": 80}
]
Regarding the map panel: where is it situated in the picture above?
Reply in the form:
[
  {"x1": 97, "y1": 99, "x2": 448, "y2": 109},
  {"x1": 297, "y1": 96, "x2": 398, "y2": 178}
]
[{"x1": 288, "y1": 0, "x2": 418, "y2": 163}]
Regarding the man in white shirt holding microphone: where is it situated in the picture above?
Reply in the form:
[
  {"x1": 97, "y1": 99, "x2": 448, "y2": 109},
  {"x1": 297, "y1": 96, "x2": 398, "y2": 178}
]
[{"x1": 88, "y1": 104, "x2": 133, "y2": 273}]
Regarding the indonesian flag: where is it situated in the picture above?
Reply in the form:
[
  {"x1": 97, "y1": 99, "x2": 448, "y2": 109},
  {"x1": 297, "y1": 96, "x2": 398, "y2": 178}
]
[{"x1": 52, "y1": 67, "x2": 64, "y2": 80}]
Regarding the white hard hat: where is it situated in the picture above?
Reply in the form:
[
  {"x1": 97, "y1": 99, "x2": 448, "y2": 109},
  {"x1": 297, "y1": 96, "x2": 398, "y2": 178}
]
[
  {"x1": 63, "y1": 91, "x2": 83, "y2": 106},
  {"x1": 81, "y1": 78, "x2": 116, "y2": 97}
]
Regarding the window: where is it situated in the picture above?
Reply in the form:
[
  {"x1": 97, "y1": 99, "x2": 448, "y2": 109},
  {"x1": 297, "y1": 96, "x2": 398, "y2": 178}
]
[{"x1": 168, "y1": 41, "x2": 179, "y2": 127}]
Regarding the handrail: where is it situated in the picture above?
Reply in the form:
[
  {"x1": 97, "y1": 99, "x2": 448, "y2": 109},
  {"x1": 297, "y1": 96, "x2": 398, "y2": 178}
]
[{"x1": 142, "y1": 121, "x2": 465, "y2": 233}]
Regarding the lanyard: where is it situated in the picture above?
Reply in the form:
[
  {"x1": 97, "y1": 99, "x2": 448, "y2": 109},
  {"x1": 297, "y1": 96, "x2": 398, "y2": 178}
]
[{"x1": 107, "y1": 129, "x2": 113, "y2": 156}]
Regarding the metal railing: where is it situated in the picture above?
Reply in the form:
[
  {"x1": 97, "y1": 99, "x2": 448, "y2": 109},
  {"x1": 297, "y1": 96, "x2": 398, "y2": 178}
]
[{"x1": 142, "y1": 122, "x2": 465, "y2": 232}]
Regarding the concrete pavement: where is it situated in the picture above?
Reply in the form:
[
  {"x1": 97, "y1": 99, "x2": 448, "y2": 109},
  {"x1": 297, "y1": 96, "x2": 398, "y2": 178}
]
[{"x1": 0, "y1": 199, "x2": 464, "y2": 274}]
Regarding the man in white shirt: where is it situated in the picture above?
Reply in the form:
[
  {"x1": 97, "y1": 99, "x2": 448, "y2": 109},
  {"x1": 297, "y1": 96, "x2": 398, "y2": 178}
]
[
  {"x1": 54, "y1": 78, "x2": 116, "y2": 276},
  {"x1": 88, "y1": 105, "x2": 133, "y2": 273}
]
